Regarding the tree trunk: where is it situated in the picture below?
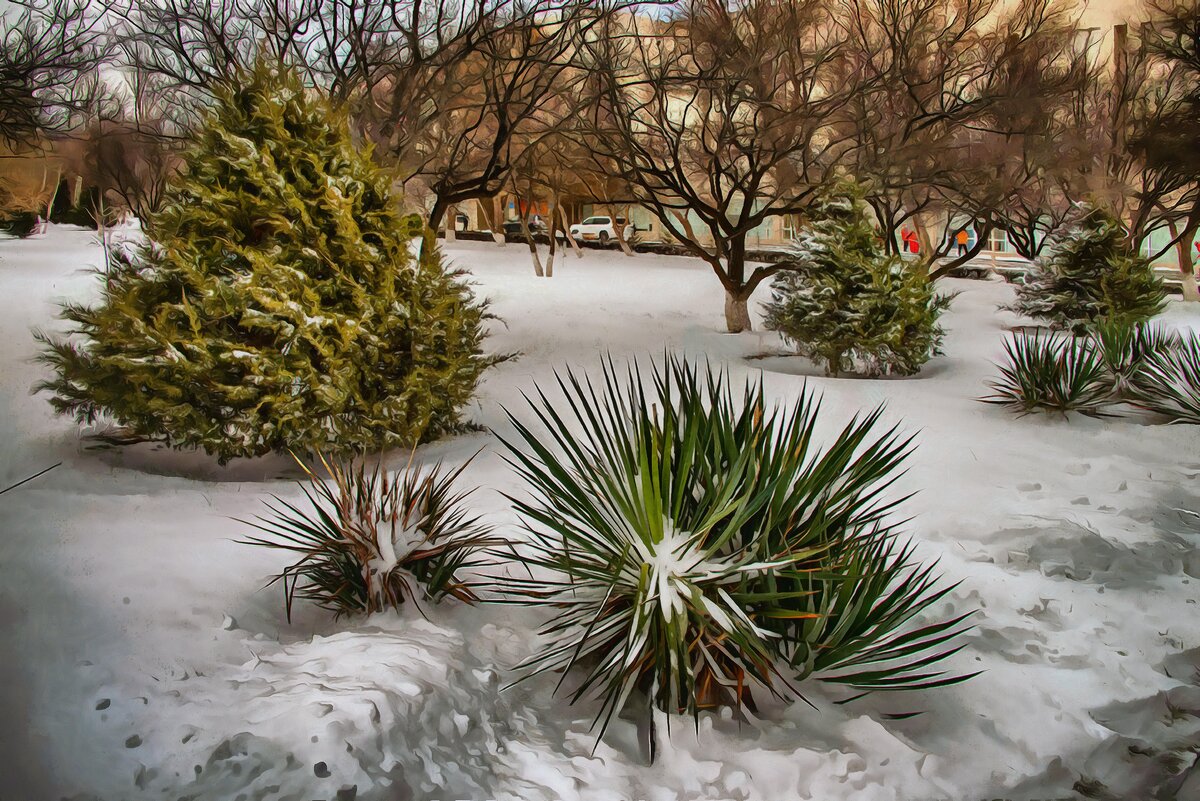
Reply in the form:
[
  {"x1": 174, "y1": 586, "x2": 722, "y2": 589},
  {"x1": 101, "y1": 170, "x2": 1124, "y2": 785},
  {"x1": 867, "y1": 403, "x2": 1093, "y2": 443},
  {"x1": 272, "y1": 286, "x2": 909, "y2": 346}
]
[
  {"x1": 1181, "y1": 270, "x2": 1199, "y2": 303},
  {"x1": 1173, "y1": 207, "x2": 1200, "y2": 302},
  {"x1": 724, "y1": 289, "x2": 752, "y2": 333},
  {"x1": 544, "y1": 193, "x2": 559, "y2": 278},
  {"x1": 43, "y1": 166, "x2": 61, "y2": 225},
  {"x1": 491, "y1": 196, "x2": 505, "y2": 244},
  {"x1": 558, "y1": 204, "x2": 582, "y2": 258},
  {"x1": 605, "y1": 202, "x2": 635, "y2": 256},
  {"x1": 913, "y1": 214, "x2": 934, "y2": 265},
  {"x1": 445, "y1": 203, "x2": 458, "y2": 242},
  {"x1": 423, "y1": 198, "x2": 448, "y2": 261},
  {"x1": 930, "y1": 222, "x2": 993, "y2": 280},
  {"x1": 516, "y1": 200, "x2": 544, "y2": 277},
  {"x1": 1177, "y1": 230, "x2": 1199, "y2": 302}
]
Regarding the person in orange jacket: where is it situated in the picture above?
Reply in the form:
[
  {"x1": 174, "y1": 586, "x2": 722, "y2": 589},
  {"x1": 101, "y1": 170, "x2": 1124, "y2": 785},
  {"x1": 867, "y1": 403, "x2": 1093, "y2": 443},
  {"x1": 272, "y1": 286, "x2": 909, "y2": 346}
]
[{"x1": 955, "y1": 228, "x2": 969, "y2": 256}]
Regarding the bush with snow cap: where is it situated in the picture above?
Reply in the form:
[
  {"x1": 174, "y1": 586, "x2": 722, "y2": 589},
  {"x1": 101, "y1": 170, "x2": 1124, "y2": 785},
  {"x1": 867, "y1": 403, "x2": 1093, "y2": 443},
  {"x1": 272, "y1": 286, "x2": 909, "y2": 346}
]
[
  {"x1": 35, "y1": 62, "x2": 491, "y2": 462},
  {"x1": 1003, "y1": 205, "x2": 1166, "y2": 333},
  {"x1": 763, "y1": 181, "x2": 951, "y2": 377}
]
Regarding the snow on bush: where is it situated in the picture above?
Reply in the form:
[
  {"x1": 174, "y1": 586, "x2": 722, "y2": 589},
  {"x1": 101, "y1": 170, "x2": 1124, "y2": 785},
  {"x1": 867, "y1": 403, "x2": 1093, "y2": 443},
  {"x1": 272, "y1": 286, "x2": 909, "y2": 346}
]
[
  {"x1": 983, "y1": 323, "x2": 1200, "y2": 423},
  {"x1": 763, "y1": 183, "x2": 951, "y2": 377},
  {"x1": 34, "y1": 62, "x2": 492, "y2": 463},
  {"x1": 1003, "y1": 206, "x2": 1166, "y2": 332}
]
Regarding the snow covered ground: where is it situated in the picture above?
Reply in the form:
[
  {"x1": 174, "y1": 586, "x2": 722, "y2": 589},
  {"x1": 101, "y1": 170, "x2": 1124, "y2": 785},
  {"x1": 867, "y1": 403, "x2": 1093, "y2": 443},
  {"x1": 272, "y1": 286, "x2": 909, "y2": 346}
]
[{"x1": 2, "y1": 226, "x2": 1199, "y2": 801}]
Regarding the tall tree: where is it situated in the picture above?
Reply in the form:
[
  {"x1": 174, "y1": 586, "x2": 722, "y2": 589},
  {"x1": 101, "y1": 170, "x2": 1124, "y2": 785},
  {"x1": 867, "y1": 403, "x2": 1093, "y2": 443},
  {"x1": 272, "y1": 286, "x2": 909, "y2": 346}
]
[
  {"x1": 0, "y1": 0, "x2": 105, "y2": 146},
  {"x1": 583, "y1": 0, "x2": 863, "y2": 332},
  {"x1": 1125, "y1": 0, "x2": 1200, "y2": 299}
]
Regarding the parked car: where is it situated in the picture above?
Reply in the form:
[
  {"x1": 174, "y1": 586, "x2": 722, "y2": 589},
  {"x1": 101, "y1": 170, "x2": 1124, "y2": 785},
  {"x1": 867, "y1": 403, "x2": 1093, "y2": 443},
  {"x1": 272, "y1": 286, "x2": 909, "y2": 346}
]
[
  {"x1": 503, "y1": 215, "x2": 548, "y2": 237},
  {"x1": 567, "y1": 215, "x2": 634, "y2": 244}
]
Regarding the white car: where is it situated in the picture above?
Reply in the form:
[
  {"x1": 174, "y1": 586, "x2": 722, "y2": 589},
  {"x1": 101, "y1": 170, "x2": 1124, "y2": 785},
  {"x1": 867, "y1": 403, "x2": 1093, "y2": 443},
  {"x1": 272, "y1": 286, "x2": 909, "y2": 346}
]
[{"x1": 567, "y1": 215, "x2": 634, "y2": 244}]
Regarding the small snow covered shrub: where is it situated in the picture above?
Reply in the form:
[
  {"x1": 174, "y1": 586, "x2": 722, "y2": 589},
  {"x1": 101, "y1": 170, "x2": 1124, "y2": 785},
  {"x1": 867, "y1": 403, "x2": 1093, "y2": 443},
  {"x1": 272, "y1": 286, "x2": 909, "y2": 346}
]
[
  {"x1": 241, "y1": 454, "x2": 496, "y2": 619},
  {"x1": 34, "y1": 63, "x2": 491, "y2": 463},
  {"x1": 763, "y1": 183, "x2": 951, "y2": 377},
  {"x1": 1003, "y1": 206, "x2": 1166, "y2": 332},
  {"x1": 1129, "y1": 335, "x2": 1200, "y2": 424},
  {"x1": 982, "y1": 331, "x2": 1113, "y2": 415},
  {"x1": 501, "y1": 356, "x2": 973, "y2": 739}
]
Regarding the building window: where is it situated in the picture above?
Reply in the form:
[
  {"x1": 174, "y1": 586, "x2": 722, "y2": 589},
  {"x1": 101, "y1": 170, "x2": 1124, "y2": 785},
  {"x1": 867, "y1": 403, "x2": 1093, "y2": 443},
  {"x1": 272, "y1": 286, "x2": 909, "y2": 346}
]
[
  {"x1": 783, "y1": 215, "x2": 799, "y2": 240},
  {"x1": 988, "y1": 229, "x2": 1008, "y2": 253}
]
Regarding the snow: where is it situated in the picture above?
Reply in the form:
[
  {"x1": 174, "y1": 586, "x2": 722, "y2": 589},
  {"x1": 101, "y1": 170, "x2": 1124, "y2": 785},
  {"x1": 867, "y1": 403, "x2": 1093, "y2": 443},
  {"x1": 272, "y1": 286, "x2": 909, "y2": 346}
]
[{"x1": 3, "y1": 226, "x2": 1200, "y2": 800}]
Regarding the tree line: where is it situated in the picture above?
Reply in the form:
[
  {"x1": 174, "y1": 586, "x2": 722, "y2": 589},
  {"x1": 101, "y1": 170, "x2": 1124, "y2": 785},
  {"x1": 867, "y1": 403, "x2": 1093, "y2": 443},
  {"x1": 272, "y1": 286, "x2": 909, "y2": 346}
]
[{"x1": 3, "y1": 0, "x2": 1198, "y2": 330}]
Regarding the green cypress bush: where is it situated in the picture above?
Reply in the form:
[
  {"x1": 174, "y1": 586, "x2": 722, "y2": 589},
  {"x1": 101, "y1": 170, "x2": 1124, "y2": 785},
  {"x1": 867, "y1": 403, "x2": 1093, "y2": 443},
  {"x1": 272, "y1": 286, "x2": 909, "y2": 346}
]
[
  {"x1": 1004, "y1": 206, "x2": 1166, "y2": 332},
  {"x1": 35, "y1": 65, "x2": 491, "y2": 463},
  {"x1": 763, "y1": 184, "x2": 951, "y2": 377}
]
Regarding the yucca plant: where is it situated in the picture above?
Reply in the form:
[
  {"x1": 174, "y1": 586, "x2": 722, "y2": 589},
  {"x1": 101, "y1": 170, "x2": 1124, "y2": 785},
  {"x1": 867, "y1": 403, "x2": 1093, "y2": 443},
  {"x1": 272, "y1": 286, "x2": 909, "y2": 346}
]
[
  {"x1": 241, "y1": 453, "x2": 497, "y2": 620},
  {"x1": 1129, "y1": 334, "x2": 1200, "y2": 424},
  {"x1": 982, "y1": 331, "x2": 1113, "y2": 416},
  {"x1": 499, "y1": 356, "x2": 974, "y2": 746},
  {"x1": 1090, "y1": 319, "x2": 1179, "y2": 398}
]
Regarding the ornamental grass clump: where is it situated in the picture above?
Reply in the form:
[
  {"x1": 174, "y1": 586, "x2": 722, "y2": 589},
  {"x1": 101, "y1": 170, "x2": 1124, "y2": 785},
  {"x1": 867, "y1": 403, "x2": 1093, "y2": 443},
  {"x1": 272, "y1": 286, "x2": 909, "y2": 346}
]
[
  {"x1": 241, "y1": 454, "x2": 497, "y2": 620},
  {"x1": 1129, "y1": 335, "x2": 1200, "y2": 424},
  {"x1": 499, "y1": 356, "x2": 974, "y2": 743},
  {"x1": 1091, "y1": 319, "x2": 1179, "y2": 398},
  {"x1": 982, "y1": 331, "x2": 1113, "y2": 416}
]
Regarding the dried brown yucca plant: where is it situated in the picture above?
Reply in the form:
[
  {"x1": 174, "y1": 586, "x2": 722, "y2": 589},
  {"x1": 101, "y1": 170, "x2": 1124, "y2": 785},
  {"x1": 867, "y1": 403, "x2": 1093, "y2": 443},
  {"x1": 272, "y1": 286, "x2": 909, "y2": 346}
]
[{"x1": 241, "y1": 453, "x2": 498, "y2": 620}]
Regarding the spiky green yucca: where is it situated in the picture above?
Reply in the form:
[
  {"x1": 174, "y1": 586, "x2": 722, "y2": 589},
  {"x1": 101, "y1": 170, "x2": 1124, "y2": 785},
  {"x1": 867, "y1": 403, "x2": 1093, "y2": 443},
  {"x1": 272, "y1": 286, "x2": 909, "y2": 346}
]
[
  {"x1": 1004, "y1": 207, "x2": 1166, "y2": 332},
  {"x1": 1130, "y1": 335, "x2": 1200, "y2": 424},
  {"x1": 982, "y1": 331, "x2": 1113, "y2": 415},
  {"x1": 1091, "y1": 319, "x2": 1180, "y2": 397},
  {"x1": 241, "y1": 454, "x2": 498, "y2": 620},
  {"x1": 763, "y1": 184, "x2": 951, "y2": 377},
  {"x1": 35, "y1": 64, "x2": 490, "y2": 462},
  {"x1": 500, "y1": 357, "x2": 973, "y2": 740}
]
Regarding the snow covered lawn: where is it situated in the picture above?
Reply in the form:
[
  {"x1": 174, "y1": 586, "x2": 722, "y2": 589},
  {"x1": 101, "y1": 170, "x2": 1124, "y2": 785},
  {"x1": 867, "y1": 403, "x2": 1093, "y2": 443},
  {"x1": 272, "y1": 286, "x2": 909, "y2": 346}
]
[{"x1": 2, "y1": 227, "x2": 1199, "y2": 800}]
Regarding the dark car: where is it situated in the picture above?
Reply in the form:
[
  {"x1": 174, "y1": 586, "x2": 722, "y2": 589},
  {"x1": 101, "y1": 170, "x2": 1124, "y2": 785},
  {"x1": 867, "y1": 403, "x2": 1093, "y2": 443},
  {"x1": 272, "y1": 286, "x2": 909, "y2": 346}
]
[{"x1": 503, "y1": 215, "x2": 549, "y2": 237}]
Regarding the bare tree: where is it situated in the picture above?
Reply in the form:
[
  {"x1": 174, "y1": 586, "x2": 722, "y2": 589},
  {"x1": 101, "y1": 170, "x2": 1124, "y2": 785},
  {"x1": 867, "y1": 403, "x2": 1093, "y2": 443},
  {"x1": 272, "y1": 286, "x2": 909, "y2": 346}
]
[
  {"x1": 840, "y1": 0, "x2": 996, "y2": 256},
  {"x1": 1120, "y1": 1, "x2": 1200, "y2": 299},
  {"x1": 115, "y1": 0, "x2": 621, "y2": 251},
  {"x1": 923, "y1": 0, "x2": 1092, "y2": 277},
  {"x1": 404, "y1": 1, "x2": 619, "y2": 250},
  {"x1": 0, "y1": 0, "x2": 106, "y2": 146},
  {"x1": 841, "y1": 0, "x2": 1093, "y2": 276},
  {"x1": 582, "y1": 0, "x2": 863, "y2": 333},
  {"x1": 110, "y1": 0, "x2": 318, "y2": 128}
]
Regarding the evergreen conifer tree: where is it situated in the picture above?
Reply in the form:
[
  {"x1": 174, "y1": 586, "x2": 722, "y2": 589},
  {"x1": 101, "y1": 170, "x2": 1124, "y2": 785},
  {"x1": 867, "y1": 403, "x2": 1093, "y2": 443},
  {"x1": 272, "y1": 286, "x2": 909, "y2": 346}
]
[
  {"x1": 36, "y1": 64, "x2": 491, "y2": 463},
  {"x1": 1005, "y1": 206, "x2": 1166, "y2": 332},
  {"x1": 763, "y1": 183, "x2": 951, "y2": 377}
]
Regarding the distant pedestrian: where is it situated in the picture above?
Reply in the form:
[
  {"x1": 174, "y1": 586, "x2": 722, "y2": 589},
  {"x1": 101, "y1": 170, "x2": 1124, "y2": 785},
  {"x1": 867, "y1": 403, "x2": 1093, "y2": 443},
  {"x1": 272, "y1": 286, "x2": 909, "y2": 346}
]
[
  {"x1": 901, "y1": 227, "x2": 915, "y2": 253},
  {"x1": 955, "y1": 228, "x2": 969, "y2": 257}
]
